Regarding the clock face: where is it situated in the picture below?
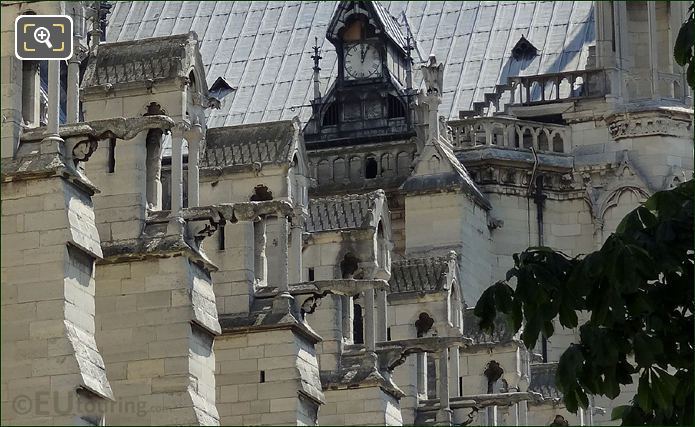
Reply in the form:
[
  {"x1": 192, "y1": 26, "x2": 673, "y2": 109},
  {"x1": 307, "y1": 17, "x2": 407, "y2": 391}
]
[{"x1": 344, "y1": 43, "x2": 382, "y2": 80}]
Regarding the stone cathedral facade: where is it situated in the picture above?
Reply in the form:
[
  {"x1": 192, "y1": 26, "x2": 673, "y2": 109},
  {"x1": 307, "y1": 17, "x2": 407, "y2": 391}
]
[{"x1": 1, "y1": 1, "x2": 692, "y2": 426}]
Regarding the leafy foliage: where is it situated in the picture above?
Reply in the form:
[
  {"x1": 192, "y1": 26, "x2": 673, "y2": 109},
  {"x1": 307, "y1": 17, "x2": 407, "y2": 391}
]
[
  {"x1": 674, "y1": 4, "x2": 695, "y2": 89},
  {"x1": 474, "y1": 180, "x2": 694, "y2": 425}
]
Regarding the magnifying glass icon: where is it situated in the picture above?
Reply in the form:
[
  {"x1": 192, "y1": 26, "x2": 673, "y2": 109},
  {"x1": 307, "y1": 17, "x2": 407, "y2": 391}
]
[{"x1": 33, "y1": 26, "x2": 53, "y2": 49}]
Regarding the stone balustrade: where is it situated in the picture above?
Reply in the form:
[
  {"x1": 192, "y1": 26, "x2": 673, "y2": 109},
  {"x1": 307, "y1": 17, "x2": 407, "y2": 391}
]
[
  {"x1": 448, "y1": 116, "x2": 571, "y2": 154},
  {"x1": 507, "y1": 69, "x2": 609, "y2": 106}
]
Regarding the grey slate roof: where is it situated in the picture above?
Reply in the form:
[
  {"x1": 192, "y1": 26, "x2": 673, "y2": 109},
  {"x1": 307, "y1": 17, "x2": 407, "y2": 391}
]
[
  {"x1": 529, "y1": 362, "x2": 562, "y2": 399},
  {"x1": 388, "y1": 254, "x2": 455, "y2": 294},
  {"x1": 200, "y1": 119, "x2": 298, "y2": 169},
  {"x1": 106, "y1": 1, "x2": 595, "y2": 127},
  {"x1": 462, "y1": 308, "x2": 515, "y2": 345},
  {"x1": 82, "y1": 33, "x2": 200, "y2": 89},
  {"x1": 306, "y1": 190, "x2": 386, "y2": 233}
]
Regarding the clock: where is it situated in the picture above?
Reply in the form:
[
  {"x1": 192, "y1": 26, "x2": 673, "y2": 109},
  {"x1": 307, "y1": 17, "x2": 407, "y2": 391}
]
[{"x1": 344, "y1": 43, "x2": 382, "y2": 80}]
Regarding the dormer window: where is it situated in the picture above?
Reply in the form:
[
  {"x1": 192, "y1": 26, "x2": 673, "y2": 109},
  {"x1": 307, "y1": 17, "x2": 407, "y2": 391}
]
[{"x1": 511, "y1": 35, "x2": 538, "y2": 60}]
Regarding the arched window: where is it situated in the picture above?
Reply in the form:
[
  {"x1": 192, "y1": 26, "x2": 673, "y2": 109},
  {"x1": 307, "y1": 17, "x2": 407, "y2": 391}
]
[
  {"x1": 333, "y1": 157, "x2": 346, "y2": 182},
  {"x1": 365, "y1": 157, "x2": 378, "y2": 179}
]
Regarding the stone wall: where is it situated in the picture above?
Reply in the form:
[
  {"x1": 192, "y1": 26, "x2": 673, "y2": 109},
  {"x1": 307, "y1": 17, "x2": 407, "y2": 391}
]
[
  {"x1": 214, "y1": 329, "x2": 323, "y2": 426},
  {"x1": 94, "y1": 257, "x2": 219, "y2": 425},
  {"x1": 404, "y1": 192, "x2": 492, "y2": 304},
  {"x1": 320, "y1": 387, "x2": 402, "y2": 426},
  {"x1": 1, "y1": 174, "x2": 112, "y2": 424}
]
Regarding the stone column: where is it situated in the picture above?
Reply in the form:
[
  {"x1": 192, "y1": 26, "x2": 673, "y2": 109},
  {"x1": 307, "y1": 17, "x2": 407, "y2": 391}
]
[
  {"x1": 253, "y1": 218, "x2": 267, "y2": 285},
  {"x1": 613, "y1": 1, "x2": 630, "y2": 99},
  {"x1": 145, "y1": 129, "x2": 164, "y2": 210},
  {"x1": 647, "y1": 1, "x2": 659, "y2": 99},
  {"x1": 437, "y1": 348, "x2": 452, "y2": 424},
  {"x1": 270, "y1": 215, "x2": 293, "y2": 313},
  {"x1": 184, "y1": 124, "x2": 202, "y2": 207},
  {"x1": 288, "y1": 212, "x2": 303, "y2": 284},
  {"x1": 21, "y1": 62, "x2": 40, "y2": 126},
  {"x1": 45, "y1": 60, "x2": 61, "y2": 140},
  {"x1": 170, "y1": 127, "x2": 184, "y2": 213},
  {"x1": 364, "y1": 289, "x2": 375, "y2": 351},
  {"x1": 417, "y1": 352, "x2": 428, "y2": 398},
  {"x1": 376, "y1": 289, "x2": 388, "y2": 341},
  {"x1": 449, "y1": 346, "x2": 460, "y2": 397},
  {"x1": 66, "y1": 44, "x2": 84, "y2": 123}
]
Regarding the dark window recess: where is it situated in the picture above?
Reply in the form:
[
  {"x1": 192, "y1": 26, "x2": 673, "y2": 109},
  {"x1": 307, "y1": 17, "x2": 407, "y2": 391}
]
[
  {"x1": 259, "y1": 370, "x2": 265, "y2": 383},
  {"x1": 365, "y1": 157, "x2": 378, "y2": 179},
  {"x1": 459, "y1": 377, "x2": 463, "y2": 397},
  {"x1": 387, "y1": 95, "x2": 406, "y2": 118},
  {"x1": 308, "y1": 267, "x2": 315, "y2": 281},
  {"x1": 250, "y1": 185, "x2": 273, "y2": 201},
  {"x1": 322, "y1": 102, "x2": 339, "y2": 126},
  {"x1": 353, "y1": 303, "x2": 364, "y2": 344},
  {"x1": 107, "y1": 138, "x2": 116, "y2": 173},
  {"x1": 511, "y1": 35, "x2": 538, "y2": 60},
  {"x1": 218, "y1": 224, "x2": 225, "y2": 250},
  {"x1": 387, "y1": 327, "x2": 391, "y2": 341},
  {"x1": 340, "y1": 253, "x2": 360, "y2": 278}
]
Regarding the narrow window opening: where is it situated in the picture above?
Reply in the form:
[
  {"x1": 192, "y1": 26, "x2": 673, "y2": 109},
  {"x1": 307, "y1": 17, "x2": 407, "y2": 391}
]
[
  {"x1": 387, "y1": 94, "x2": 406, "y2": 118},
  {"x1": 259, "y1": 370, "x2": 266, "y2": 383},
  {"x1": 365, "y1": 157, "x2": 378, "y2": 179},
  {"x1": 353, "y1": 303, "x2": 364, "y2": 344},
  {"x1": 218, "y1": 224, "x2": 225, "y2": 250},
  {"x1": 322, "y1": 102, "x2": 339, "y2": 126},
  {"x1": 459, "y1": 376, "x2": 463, "y2": 397},
  {"x1": 107, "y1": 138, "x2": 116, "y2": 173},
  {"x1": 387, "y1": 327, "x2": 391, "y2": 341},
  {"x1": 308, "y1": 267, "x2": 315, "y2": 281}
]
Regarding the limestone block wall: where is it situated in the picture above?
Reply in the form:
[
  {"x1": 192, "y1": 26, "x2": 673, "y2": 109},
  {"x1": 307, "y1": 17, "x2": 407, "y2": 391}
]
[
  {"x1": 200, "y1": 168, "x2": 288, "y2": 206},
  {"x1": 404, "y1": 192, "x2": 492, "y2": 304},
  {"x1": 204, "y1": 221, "x2": 255, "y2": 315},
  {"x1": 458, "y1": 344, "x2": 521, "y2": 396},
  {"x1": 526, "y1": 402, "x2": 584, "y2": 426},
  {"x1": 320, "y1": 387, "x2": 402, "y2": 426},
  {"x1": 94, "y1": 257, "x2": 219, "y2": 425},
  {"x1": 214, "y1": 329, "x2": 323, "y2": 426},
  {"x1": 1, "y1": 176, "x2": 112, "y2": 424},
  {"x1": 84, "y1": 134, "x2": 148, "y2": 242}
]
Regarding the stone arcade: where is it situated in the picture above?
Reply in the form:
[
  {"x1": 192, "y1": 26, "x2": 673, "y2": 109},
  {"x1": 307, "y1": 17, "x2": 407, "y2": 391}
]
[{"x1": 1, "y1": 1, "x2": 692, "y2": 426}]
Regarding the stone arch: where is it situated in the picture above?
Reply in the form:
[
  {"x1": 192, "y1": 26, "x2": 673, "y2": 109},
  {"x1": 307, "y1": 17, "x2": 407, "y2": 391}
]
[
  {"x1": 380, "y1": 152, "x2": 393, "y2": 177},
  {"x1": 349, "y1": 156, "x2": 362, "y2": 181},
  {"x1": 365, "y1": 155, "x2": 378, "y2": 179},
  {"x1": 538, "y1": 130, "x2": 549, "y2": 151},
  {"x1": 333, "y1": 157, "x2": 347, "y2": 182},
  {"x1": 317, "y1": 159, "x2": 331, "y2": 185},
  {"x1": 552, "y1": 132, "x2": 564, "y2": 153},
  {"x1": 397, "y1": 151, "x2": 411, "y2": 176}
]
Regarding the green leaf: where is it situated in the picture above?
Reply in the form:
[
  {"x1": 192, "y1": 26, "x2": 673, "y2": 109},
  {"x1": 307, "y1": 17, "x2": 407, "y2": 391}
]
[
  {"x1": 637, "y1": 372, "x2": 652, "y2": 413},
  {"x1": 611, "y1": 405, "x2": 630, "y2": 421},
  {"x1": 673, "y1": 18, "x2": 694, "y2": 66}
]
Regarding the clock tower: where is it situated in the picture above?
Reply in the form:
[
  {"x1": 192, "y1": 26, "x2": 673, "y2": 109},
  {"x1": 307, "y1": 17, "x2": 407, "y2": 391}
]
[{"x1": 304, "y1": 1, "x2": 415, "y2": 147}]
